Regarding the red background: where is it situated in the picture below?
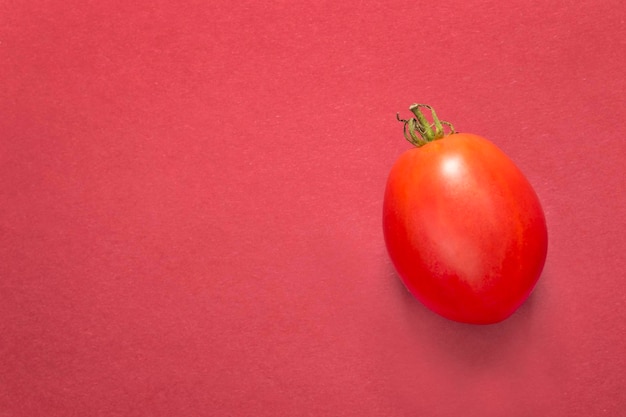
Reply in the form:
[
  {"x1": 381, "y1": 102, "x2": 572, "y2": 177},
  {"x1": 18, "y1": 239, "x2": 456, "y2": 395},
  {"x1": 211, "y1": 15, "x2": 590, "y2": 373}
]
[{"x1": 1, "y1": 1, "x2": 625, "y2": 416}]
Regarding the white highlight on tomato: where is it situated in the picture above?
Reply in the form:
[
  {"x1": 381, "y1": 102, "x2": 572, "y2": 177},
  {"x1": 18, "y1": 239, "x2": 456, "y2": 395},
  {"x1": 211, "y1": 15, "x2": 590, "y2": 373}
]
[{"x1": 441, "y1": 156, "x2": 462, "y2": 178}]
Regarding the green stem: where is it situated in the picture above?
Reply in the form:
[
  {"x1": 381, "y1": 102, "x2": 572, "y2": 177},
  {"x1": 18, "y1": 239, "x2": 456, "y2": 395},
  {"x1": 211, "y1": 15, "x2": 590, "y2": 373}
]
[{"x1": 397, "y1": 104, "x2": 456, "y2": 147}]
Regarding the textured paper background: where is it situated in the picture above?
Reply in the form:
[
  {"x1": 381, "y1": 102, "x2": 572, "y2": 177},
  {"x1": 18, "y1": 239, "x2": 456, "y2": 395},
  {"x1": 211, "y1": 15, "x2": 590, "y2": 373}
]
[{"x1": 1, "y1": 1, "x2": 625, "y2": 416}]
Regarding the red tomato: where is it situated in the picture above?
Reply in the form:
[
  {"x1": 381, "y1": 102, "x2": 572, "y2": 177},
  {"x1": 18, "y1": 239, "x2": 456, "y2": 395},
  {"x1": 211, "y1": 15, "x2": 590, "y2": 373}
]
[{"x1": 383, "y1": 104, "x2": 547, "y2": 324}]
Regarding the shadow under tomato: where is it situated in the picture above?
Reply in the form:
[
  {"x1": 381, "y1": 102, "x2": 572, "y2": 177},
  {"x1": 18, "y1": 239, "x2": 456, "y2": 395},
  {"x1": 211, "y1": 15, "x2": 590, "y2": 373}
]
[{"x1": 387, "y1": 260, "x2": 546, "y2": 367}]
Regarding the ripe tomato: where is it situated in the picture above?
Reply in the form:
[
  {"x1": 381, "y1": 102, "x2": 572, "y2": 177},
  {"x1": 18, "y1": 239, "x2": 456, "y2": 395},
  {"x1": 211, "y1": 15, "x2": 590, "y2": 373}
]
[{"x1": 383, "y1": 104, "x2": 547, "y2": 324}]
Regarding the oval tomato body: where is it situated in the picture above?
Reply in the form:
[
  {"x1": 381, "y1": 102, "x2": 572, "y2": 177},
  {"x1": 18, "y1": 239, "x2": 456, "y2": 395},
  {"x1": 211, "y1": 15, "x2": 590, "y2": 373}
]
[{"x1": 383, "y1": 132, "x2": 548, "y2": 324}]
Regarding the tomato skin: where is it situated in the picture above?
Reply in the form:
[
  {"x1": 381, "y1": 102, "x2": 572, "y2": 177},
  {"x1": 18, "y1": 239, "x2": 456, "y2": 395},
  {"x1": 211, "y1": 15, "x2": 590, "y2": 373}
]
[{"x1": 383, "y1": 133, "x2": 548, "y2": 324}]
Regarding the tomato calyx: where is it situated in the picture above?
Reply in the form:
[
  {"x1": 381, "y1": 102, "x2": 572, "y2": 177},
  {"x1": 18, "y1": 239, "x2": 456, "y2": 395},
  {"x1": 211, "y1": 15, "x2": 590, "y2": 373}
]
[{"x1": 396, "y1": 104, "x2": 456, "y2": 147}]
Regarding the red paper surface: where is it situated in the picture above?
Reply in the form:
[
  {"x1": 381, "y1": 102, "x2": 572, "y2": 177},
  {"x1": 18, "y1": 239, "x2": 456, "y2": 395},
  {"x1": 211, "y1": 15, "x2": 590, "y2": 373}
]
[{"x1": 1, "y1": 1, "x2": 625, "y2": 416}]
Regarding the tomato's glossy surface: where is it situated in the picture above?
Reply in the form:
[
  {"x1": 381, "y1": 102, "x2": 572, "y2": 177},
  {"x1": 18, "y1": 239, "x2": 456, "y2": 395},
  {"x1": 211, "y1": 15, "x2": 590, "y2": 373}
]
[{"x1": 383, "y1": 133, "x2": 548, "y2": 324}]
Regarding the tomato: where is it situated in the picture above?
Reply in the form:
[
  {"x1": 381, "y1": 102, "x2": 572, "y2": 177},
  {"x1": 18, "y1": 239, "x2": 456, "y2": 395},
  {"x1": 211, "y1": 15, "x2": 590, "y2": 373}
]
[{"x1": 383, "y1": 104, "x2": 547, "y2": 324}]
